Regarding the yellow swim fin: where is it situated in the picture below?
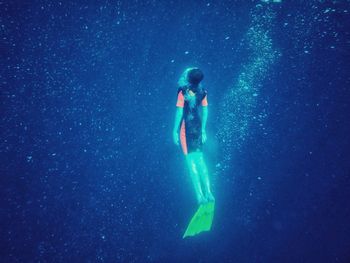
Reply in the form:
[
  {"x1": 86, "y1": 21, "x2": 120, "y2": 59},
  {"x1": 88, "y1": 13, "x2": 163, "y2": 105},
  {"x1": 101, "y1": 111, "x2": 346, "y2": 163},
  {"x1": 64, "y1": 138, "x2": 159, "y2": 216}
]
[{"x1": 183, "y1": 202, "x2": 215, "y2": 238}]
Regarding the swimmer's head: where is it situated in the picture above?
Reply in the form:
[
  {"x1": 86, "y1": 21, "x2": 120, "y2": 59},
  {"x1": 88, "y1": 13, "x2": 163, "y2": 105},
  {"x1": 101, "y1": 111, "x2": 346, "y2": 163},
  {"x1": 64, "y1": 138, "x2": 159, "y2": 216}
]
[
  {"x1": 178, "y1": 67, "x2": 204, "y2": 87},
  {"x1": 187, "y1": 68, "x2": 204, "y2": 85}
]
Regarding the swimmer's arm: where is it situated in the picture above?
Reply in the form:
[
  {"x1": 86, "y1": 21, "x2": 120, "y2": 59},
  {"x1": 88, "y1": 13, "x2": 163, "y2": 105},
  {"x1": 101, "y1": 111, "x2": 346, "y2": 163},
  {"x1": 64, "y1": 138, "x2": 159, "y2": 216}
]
[
  {"x1": 201, "y1": 106, "x2": 208, "y2": 131},
  {"x1": 173, "y1": 107, "x2": 184, "y2": 133},
  {"x1": 173, "y1": 107, "x2": 183, "y2": 145}
]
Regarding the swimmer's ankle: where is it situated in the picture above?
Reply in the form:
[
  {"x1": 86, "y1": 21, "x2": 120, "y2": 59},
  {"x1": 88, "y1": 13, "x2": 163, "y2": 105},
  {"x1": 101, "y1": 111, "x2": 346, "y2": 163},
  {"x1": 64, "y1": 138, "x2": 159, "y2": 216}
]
[
  {"x1": 197, "y1": 195, "x2": 208, "y2": 205},
  {"x1": 206, "y1": 192, "x2": 215, "y2": 202}
]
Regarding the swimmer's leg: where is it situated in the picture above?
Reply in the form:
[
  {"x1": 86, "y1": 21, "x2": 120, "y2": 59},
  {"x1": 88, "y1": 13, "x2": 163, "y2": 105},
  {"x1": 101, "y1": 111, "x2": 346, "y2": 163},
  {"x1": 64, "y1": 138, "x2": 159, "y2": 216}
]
[
  {"x1": 193, "y1": 152, "x2": 215, "y2": 202},
  {"x1": 186, "y1": 153, "x2": 207, "y2": 204}
]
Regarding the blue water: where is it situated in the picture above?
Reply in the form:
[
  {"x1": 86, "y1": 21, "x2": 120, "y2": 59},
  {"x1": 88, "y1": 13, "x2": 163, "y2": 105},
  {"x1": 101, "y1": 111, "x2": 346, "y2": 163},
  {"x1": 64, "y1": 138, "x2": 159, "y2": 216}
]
[{"x1": 1, "y1": 1, "x2": 350, "y2": 262}]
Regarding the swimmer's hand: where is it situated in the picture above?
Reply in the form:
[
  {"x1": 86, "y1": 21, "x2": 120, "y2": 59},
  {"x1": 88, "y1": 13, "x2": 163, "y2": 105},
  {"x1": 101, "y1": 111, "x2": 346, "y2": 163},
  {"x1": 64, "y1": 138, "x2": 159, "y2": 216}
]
[
  {"x1": 202, "y1": 130, "x2": 207, "y2": 144},
  {"x1": 173, "y1": 130, "x2": 179, "y2": 145}
]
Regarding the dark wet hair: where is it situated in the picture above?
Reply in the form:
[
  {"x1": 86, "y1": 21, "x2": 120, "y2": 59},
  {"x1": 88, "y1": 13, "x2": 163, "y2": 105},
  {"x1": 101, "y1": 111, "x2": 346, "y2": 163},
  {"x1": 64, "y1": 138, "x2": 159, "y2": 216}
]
[{"x1": 188, "y1": 68, "x2": 204, "y2": 85}]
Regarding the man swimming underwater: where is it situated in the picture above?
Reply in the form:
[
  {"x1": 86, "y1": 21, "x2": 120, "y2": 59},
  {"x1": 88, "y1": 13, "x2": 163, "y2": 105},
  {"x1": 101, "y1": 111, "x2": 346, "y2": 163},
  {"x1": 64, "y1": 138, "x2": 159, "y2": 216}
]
[{"x1": 173, "y1": 68, "x2": 215, "y2": 237}]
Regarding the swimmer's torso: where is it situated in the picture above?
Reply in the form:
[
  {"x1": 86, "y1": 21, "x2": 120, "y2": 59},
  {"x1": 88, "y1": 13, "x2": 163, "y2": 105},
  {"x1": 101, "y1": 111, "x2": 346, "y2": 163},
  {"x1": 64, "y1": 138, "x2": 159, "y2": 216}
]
[{"x1": 176, "y1": 86, "x2": 207, "y2": 154}]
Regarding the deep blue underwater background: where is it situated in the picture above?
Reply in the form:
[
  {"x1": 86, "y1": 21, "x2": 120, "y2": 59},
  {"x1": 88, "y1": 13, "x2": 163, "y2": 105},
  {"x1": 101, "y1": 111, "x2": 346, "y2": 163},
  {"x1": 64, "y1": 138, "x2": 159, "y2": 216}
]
[{"x1": 1, "y1": 0, "x2": 350, "y2": 262}]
